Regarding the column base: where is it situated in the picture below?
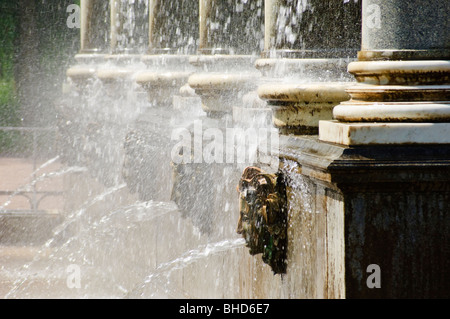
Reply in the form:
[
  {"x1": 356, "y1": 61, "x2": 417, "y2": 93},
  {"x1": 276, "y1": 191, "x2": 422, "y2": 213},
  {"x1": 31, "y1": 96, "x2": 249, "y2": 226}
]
[
  {"x1": 278, "y1": 135, "x2": 450, "y2": 298},
  {"x1": 135, "y1": 71, "x2": 192, "y2": 107},
  {"x1": 319, "y1": 120, "x2": 450, "y2": 145},
  {"x1": 258, "y1": 82, "x2": 351, "y2": 135},
  {"x1": 188, "y1": 72, "x2": 260, "y2": 116}
]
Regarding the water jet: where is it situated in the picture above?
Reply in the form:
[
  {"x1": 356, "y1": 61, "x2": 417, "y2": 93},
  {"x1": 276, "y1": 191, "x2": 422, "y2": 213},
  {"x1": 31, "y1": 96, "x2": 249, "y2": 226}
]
[{"x1": 1, "y1": 0, "x2": 449, "y2": 299}]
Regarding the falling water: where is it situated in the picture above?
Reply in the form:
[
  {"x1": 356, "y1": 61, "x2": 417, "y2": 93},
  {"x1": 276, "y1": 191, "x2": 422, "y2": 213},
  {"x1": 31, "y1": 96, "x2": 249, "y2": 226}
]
[
  {"x1": 0, "y1": 165, "x2": 88, "y2": 213},
  {"x1": 0, "y1": 0, "x2": 365, "y2": 300},
  {"x1": 127, "y1": 238, "x2": 246, "y2": 298},
  {"x1": 3, "y1": 183, "x2": 127, "y2": 298}
]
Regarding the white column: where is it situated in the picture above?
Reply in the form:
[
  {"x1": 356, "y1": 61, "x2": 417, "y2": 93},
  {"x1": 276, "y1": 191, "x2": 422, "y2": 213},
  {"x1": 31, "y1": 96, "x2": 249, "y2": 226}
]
[
  {"x1": 319, "y1": 0, "x2": 450, "y2": 145},
  {"x1": 263, "y1": 0, "x2": 280, "y2": 55},
  {"x1": 80, "y1": 0, "x2": 93, "y2": 53},
  {"x1": 110, "y1": 0, "x2": 119, "y2": 53},
  {"x1": 199, "y1": 0, "x2": 212, "y2": 54},
  {"x1": 147, "y1": 0, "x2": 158, "y2": 53}
]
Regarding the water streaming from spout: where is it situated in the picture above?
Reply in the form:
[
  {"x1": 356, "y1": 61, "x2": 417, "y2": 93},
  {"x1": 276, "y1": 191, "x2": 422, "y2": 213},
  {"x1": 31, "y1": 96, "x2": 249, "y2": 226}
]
[
  {"x1": 126, "y1": 238, "x2": 246, "y2": 298},
  {"x1": 0, "y1": 165, "x2": 88, "y2": 213},
  {"x1": 282, "y1": 159, "x2": 313, "y2": 214},
  {"x1": 49, "y1": 200, "x2": 179, "y2": 258},
  {"x1": 0, "y1": 0, "x2": 367, "y2": 299},
  {"x1": 31, "y1": 155, "x2": 61, "y2": 176},
  {"x1": 3, "y1": 183, "x2": 127, "y2": 298}
]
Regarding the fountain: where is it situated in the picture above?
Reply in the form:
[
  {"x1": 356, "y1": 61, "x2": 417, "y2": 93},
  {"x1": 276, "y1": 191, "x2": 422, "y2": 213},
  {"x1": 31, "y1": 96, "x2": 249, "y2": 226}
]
[{"x1": 1, "y1": 0, "x2": 448, "y2": 299}]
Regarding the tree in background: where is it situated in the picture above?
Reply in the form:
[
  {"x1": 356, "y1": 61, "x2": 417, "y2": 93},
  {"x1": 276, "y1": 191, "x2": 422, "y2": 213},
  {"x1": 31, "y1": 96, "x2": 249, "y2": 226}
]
[
  {"x1": 0, "y1": 0, "x2": 80, "y2": 127},
  {"x1": 0, "y1": 0, "x2": 80, "y2": 153},
  {"x1": 0, "y1": 0, "x2": 19, "y2": 127}
]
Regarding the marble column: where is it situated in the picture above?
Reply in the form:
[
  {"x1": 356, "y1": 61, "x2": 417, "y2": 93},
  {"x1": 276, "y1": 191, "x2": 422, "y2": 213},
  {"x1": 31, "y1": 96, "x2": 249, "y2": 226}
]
[{"x1": 319, "y1": 0, "x2": 450, "y2": 145}]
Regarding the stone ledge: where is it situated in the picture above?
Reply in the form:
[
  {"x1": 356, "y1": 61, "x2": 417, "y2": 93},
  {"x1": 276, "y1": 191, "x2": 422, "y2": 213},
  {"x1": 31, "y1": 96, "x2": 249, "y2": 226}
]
[
  {"x1": 66, "y1": 66, "x2": 97, "y2": 81},
  {"x1": 96, "y1": 68, "x2": 134, "y2": 82},
  {"x1": 279, "y1": 134, "x2": 450, "y2": 187},
  {"x1": 75, "y1": 53, "x2": 107, "y2": 64},
  {"x1": 257, "y1": 82, "x2": 351, "y2": 134},
  {"x1": 348, "y1": 60, "x2": 450, "y2": 85},
  {"x1": 255, "y1": 58, "x2": 352, "y2": 79},
  {"x1": 141, "y1": 54, "x2": 192, "y2": 67},
  {"x1": 258, "y1": 82, "x2": 350, "y2": 103},
  {"x1": 333, "y1": 101, "x2": 450, "y2": 122},
  {"x1": 135, "y1": 71, "x2": 191, "y2": 87},
  {"x1": 189, "y1": 54, "x2": 258, "y2": 70},
  {"x1": 319, "y1": 120, "x2": 450, "y2": 145},
  {"x1": 188, "y1": 72, "x2": 260, "y2": 90}
]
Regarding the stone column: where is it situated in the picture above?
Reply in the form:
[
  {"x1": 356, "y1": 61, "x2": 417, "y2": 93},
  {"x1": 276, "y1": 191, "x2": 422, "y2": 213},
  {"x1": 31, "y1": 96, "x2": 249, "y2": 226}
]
[
  {"x1": 134, "y1": 0, "x2": 199, "y2": 107},
  {"x1": 95, "y1": 0, "x2": 150, "y2": 87},
  {"x1": 256, "y1": 0, "x2": 361, "y2": 134},
  {"x1": 80, "y1": 0, "x2": 109, "y2": 54},
  {"x1": 67, "y1": 0, "x2": 110, "y2": 84},
  {"x1": 263, "y1": 0, "x2": 277, "y2": 54},
  {"x1": 198, "y1": 0, "x2": 212, "y2": 54},
  {"x1": 274, "y1": 0, "x2": 450, "y2": 298},
  {"x1": 80, "y1": 0, "x2": 94, "y2": 54},
  {"x1": 188, "y1": 0, "x2": 264, "y2": 117},
  {"x1": 319, "y1": 0, "x2": 450, "y2": 145},
  {"x1": 110, "y1": 0, "x2": 120, "y2": 53},
  {"x1": 109, "y1": 0, "x2": 149, "y2": 55},
  {"x1": 147, "y1": 0, "x2": 159, "y2": 54}
]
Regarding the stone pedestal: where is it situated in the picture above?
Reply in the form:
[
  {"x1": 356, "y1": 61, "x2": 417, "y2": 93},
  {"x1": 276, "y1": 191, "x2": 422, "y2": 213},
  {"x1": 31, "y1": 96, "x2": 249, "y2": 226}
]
[
  {"x1": 66, "y1": 63, "x2": 98, "y2": 88},
  {"x1": 136, "y1": 55, "x2": 194, "y2": 107},
  {"x1": 283, "y1": 0, "x2": 450, "y2": 298},
  {"x1": 258, "y1": 81, "x2": 351, "y2": 134},
  {"x1": 94, "y1": 55, "x2": 142, "y2": 99},
  {"x1": 188, "y1": 55, "x2": 261, "y2": 116},
  {"x1": 279, "y1": 135, "x2": 450, "y2": 298}
]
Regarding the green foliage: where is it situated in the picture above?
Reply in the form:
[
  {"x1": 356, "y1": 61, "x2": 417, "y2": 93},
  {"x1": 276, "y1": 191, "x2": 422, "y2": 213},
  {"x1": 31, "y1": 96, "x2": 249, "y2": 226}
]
[
  {"x1": 0, "y1": 79, "x2": 22, "y2": 154},
  {"x1": 0, "y1": 2, "x2": 20, "y2": 153},
  {"x1": 36, "y1": 1, "x2": 80, "y2": 79},
  {"x1": 0, "y1": 2, "x2": 17, "y2": 80},
  {"x1": 0, "y1": 0, "x2": 80, "y2": 153},
  {"x1": 0, "y1": 80, "x2": 19, "y2": 125}
]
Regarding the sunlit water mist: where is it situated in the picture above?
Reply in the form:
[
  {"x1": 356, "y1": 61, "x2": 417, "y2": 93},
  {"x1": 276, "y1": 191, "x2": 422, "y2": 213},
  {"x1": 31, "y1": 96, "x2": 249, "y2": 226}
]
[
  {"x1": 127, "y1": 238, "x2": 246, "y2": 298},
  {"x1": 2, "y1": 59, "x2": 249, "y2": 298},
  {"x1": 0, "y1": 164, "x2": 88, "y2": 213},
  {"x1": 0, "y1": 0, "x2": 366, "y2": 299},
  {"x1": 3, "y1": 183, "x2": 127, "y2": 298}
]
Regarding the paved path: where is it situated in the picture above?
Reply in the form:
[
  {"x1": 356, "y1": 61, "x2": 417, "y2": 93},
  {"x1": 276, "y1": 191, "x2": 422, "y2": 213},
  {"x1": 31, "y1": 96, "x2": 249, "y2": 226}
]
[{"x1": 0, "y1": 157, "x2": 64, "y2": 211}]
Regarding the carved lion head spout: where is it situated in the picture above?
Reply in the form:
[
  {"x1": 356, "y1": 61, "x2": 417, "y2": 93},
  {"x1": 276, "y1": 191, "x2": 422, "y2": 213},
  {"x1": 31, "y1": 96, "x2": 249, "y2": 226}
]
[{"x1": 237, "y1": 166, "x2": 288, "y2": 275}]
